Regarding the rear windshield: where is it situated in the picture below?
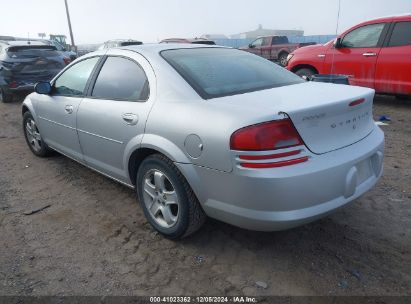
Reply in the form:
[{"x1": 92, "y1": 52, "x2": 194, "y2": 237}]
[
  {"x1": 161, "y1": 48, "x2": 303, "y2": 99},
  {"x1": 7, "y1": 46, "x2": 59, "y2": 58},
  {"x1": 120, "y1": 41, "x2": 143, "y2": 46},
  {"x1": 192, "y1": 41, "x2": 216, "y2": 45}
]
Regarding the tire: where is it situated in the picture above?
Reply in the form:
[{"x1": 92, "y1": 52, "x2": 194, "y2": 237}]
[
  {"x1": 295, "y1": 68, "x2": 316, "y2": 79},
  {"x1": 0, "y1": 88, "x2": 13, "y2": 103},
  {"x1": 278, "y1": 52, "x2": 289, "y2": 67},
  {"x1": 136, "y1": 154, "x2": 206, "y2": 239},
  {"x1": 23, "y1": 111, "x2": 52, "y2": 157}
]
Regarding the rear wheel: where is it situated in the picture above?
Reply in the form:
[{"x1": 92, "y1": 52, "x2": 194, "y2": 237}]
[
  {"x1": 295, "y1": 67, "x2": 316, "y2": 79},
  {"x1": 23, "y1": 112, "x2": 52, "y2": 157},
  {"x1": 0, "y1": 88, "x2": 13, "y2": 103},
  {"x1": 136, "y1": 154, "x2": 206, "y2": 239},
  {"x1": 278, "y1": 52, "x2": 289, "y2": 67}
]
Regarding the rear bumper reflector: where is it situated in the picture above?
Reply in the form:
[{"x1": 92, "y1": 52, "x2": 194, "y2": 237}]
[
  {"x1": 239, "y1": 149, "x2": 302, "y2": 160},
  {"x1": 240, "y1": 156, "x2": 309, "y2": 169},
  {"x1": 349, "y1": 98, "x2": 365, "y2": 107}
]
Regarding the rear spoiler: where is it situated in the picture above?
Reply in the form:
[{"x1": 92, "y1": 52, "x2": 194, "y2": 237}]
[{"x1": 7, "y1": 45, "x2": 57, "y2": 52}]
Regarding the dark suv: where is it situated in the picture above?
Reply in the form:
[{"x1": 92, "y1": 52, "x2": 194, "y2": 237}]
[{"x1": 0, "y1": 41, "x2": 67, "y2": 102}]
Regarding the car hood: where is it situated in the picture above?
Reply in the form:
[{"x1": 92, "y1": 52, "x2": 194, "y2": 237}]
[{"x1": 292, "y1": 43, "x2": 327, "y2": 55}]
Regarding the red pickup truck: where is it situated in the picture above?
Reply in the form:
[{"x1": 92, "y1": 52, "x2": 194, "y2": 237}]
[
  {"x1": 240, "y1": 36, "x2": 315, "y2": 66},
  {"x1": 286, "y1": 14, "x2": 411, "y2": 96}
]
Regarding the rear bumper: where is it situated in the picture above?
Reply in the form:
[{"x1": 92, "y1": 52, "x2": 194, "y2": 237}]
[{"x1": 177, "y1": 126, "x2": 384, "y2": 231}]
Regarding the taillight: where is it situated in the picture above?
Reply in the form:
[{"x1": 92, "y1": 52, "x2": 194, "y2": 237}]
[
  {"x1": 230, "y1": 119, "x2": 303, "y2": 151},
  {"x1": 231, "y1": 119, "x2": 308, "y2": 169},
  {"x1": 63, "y1": 57, "x2": 71, "y2": 65}
]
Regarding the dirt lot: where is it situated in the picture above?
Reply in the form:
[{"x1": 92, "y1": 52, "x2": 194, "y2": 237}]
[{"x1": 0, "y1": 94, "x2": 410, "y2": 297}]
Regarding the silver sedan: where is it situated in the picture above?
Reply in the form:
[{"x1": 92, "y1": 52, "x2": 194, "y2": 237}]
[{"x1": 22, "y1": 44, "x2": 384, "y2": 239}]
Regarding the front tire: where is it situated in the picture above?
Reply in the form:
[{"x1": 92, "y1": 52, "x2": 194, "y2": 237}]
[
  {"x1": 278, "y1": 53, "x2": 289, "y2": 67},
  {"x1": 295, "y1": 67, "x2": 316, "y2": 79},
  {"x1": 136, "y1": 154, "x2": 206, "y2": 239},
  {"x1": 23, "y1": 112, "x2": 52, "y2": 157}
]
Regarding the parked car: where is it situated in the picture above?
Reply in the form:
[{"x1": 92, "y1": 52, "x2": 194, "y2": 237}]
[
  {"x1": 22, "y1": 44, "x2": 384, "y2": 238},
  {"x1": 41, "y1": 39, "x2": 77, "y2": 61},
  {"x1": 98, "y1": 39, "x2": 143, "y2": 50},
  {"x1": 240, "y1": 36, "x2": 316, "y2": 66},
  {"x1": 287, "y1": 14, "x2": 411, "y2": 96},
  {"x1": 0, "y1": 41, "x2": 68, "y2": 103},
  {"x1": 160, "y1": 38, "x2": 216, "y2": 45}
]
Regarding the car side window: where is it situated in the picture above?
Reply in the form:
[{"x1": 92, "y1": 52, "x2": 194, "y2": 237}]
[
  {"x1": 341, "y1": 23, "x2": 385, "y2": 48},
  {"x1": 91, "y1": 56, "x2": 149, "y2": 101},
  {"x1": 251, "y1": 38, "x2": 263, "y2": 48},
  {"x1": 262, "y1": 37, "x2": 271, "y2": 46},
  {"x1": 388, "y1": 22, "x2": 411, "y2": 47},
  {"x1": 53, "y1": 57, "x2": 100, "y2": 96}
]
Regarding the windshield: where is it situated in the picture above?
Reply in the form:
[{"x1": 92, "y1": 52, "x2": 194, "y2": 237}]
[{"x1": 161, "y1": 48, "x2": 303, "y2": 99}]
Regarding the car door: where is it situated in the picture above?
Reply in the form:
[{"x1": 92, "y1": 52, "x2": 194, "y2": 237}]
[
  {"x1": 35, "y1": 56, "x2": 100, "y2": 161},
  {"x1": 76, "y1": 50, "x2": 155, "y2": 183},
  {"x1": 260, "y1": 37, "x2": 272, "y2": 59},
  {"x1": 323, "y1": 22, "x2": 387, "y2": 88},
  {"x1": 375, "y1": 20, "x2": 411, "y2": 95},
  {"x1": 248, "y1": 38, "x2": 263, "y2": 56}
]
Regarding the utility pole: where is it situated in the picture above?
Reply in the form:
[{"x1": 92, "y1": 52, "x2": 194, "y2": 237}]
[{"x1": 64, "y1": 0, "x2": 76, "y2": 53}]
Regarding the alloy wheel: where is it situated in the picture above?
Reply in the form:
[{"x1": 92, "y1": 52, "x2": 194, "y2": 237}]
[
  {"x1": 25, "y1": 118, "x2": 42, "y2": 152},
  {"x1": 142, "y1": 169, "x2": 179, "y2": 228}
]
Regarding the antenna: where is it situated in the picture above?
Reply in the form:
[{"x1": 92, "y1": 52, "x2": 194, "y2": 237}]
[{"x1": 330, "y1": 0, "x2": 342, "y2": 75}]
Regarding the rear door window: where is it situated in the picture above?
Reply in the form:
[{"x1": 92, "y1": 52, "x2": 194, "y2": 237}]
[
  {"x1": 91, "y1": 56, "x2": 149, "y2": 101},
  {"x1": 388, "y1": 22, "x2": 411, "y2": 47},
  {"x1": 341, "y1": 23, "x2": 385, "y2": 48},
  {"x1": 53, "y1": 57, "x2": 100, "y2": 96}
]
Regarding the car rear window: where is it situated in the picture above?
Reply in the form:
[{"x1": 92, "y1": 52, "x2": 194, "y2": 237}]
[{"x1": 161, "y1": 48, "x2": 303, "y2": 99}]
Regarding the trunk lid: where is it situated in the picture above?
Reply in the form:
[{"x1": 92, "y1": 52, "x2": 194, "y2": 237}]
[{"x1": 215, "y1": 82, "x2": 375, "y2": 154}]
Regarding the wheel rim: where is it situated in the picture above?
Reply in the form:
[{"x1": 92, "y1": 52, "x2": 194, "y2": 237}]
[
  {"x1": 280, "y1": 56, "x2": 287, "y2": 66},
  {"x1": 25, "y1": 118, "x2": 42, "y2": 152},
  {"x1": 142, "y1": 169, "x2": 179, "y2": 228}
]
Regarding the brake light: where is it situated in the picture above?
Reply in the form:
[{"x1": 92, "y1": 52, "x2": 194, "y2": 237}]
[
  {"x1": 63, "y1": 57, "x2": 71, "y2": 65},
  {"x1": 230, "y1": 119, "x2": 303, "y2": 151}
]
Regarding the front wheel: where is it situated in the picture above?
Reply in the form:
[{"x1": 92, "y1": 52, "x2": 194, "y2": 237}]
[
  {"x1": 23, "y1": 112, "x2": 52, "y2": 157},
  {"x1": 278, "y1": 53, "x2": 289, "y2": 67},
  {"x1": 295, "y1": 68, "x2": 316, "y2": 79},
  {"x1": 136, "y1": 154, "x2": 206, "y2": 239}
]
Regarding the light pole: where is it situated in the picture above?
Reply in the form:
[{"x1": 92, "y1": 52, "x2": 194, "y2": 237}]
[{"x1": 64, "y1": 0, "x2": 76, "y2": 53}]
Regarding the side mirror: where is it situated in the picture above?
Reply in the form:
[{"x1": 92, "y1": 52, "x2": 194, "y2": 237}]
[
  {"x1": 334, "y1": 38, "x2": 343, "y2": 49},
  {"x1": 34, "y1": 82, "x2": 52, "y2": 95},
  {"x1": 249, "y1": 44, "x2": 255, "y2": 48}
]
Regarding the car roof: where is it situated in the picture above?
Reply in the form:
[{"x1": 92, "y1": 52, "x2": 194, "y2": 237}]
[
  {"x1": 357, "y1": 13, "x2": 411, "y2": 25},
  {"x1": 3, "y1": 40, "x2": 47, "y2": 46},
  {"x1": 118, "y1": 43, "x2": 225, "y2": 55}
]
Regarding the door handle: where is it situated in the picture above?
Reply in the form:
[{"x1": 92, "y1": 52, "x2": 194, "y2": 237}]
[
  {"x1": 64, "y1": 105, "x2": 74, "y2": 114},
  {"x1": 121, "y1": 113, "x2": 138, "y2": 125},
  {"x1": 363, "y1": 52, "x2": 377, "y2": 57}
]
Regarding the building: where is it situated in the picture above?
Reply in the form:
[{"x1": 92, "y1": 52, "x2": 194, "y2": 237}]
[{"x1": 230, "y1": 24, "x2": 304, "y2": 39}]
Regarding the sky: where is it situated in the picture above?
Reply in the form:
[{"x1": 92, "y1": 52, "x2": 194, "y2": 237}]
[{"x1": 1, "y1": 0, "x2": 410, "y2": 45}]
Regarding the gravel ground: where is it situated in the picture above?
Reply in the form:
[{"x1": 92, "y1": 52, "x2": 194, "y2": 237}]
[{"x1": 0, "y1": 94, "x2": 410, "y2": 296}]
